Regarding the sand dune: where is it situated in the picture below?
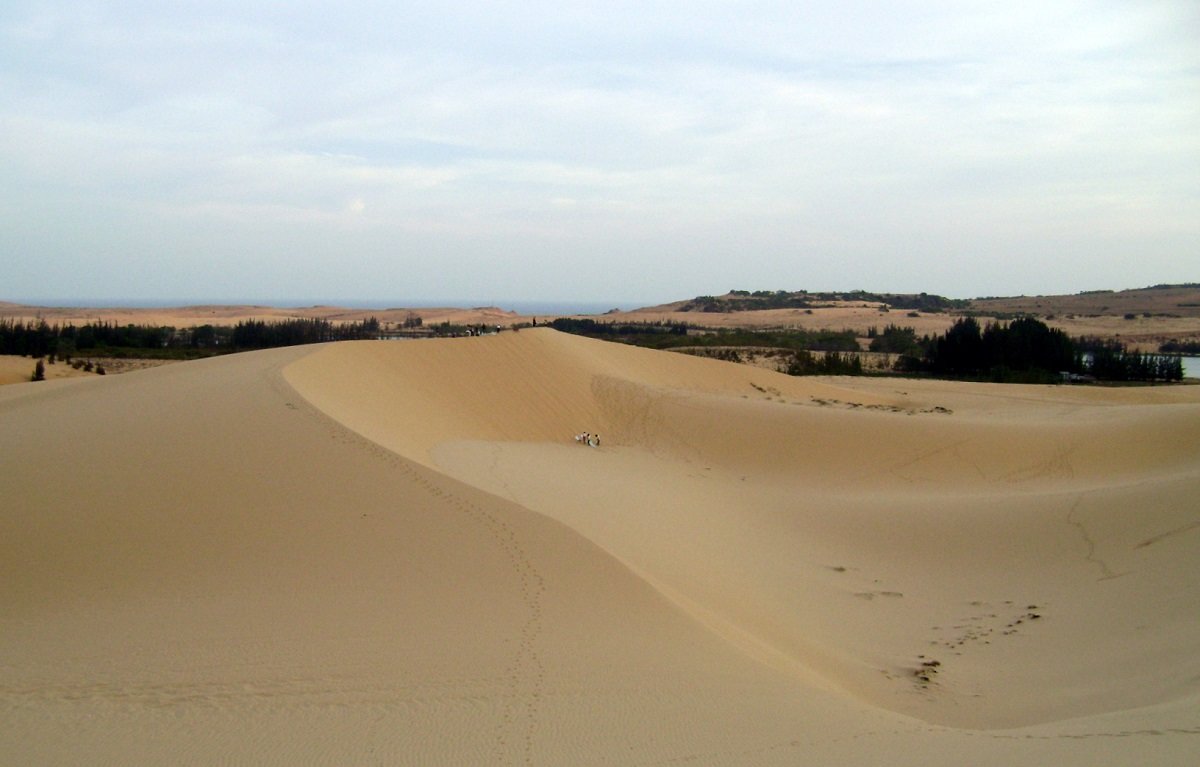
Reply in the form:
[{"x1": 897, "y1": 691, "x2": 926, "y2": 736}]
[{"x1": 3, "y1": 329, "x2": 1198, "y2": 764}]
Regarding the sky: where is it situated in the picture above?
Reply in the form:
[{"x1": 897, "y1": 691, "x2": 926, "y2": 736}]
[{"x1": 2, "y1": 1, "x2": 1198, "y2": 306}]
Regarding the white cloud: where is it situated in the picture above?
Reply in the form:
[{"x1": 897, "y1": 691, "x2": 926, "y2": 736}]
[{"x1": 1, "y1": 0, "x2": 1197, "y2": 301}]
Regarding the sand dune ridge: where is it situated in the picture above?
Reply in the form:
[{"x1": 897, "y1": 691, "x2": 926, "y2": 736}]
[
  {"x1": 286, "y1": 330, "x2": 1200, "y2": 729},
  {"x1": 2, "y1": 328, "x2": 1197, "y2": 764}
]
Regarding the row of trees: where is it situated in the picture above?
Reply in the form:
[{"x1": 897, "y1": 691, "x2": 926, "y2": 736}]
[
  {"x1": 693, "y1": 290, "x2": 966, "y2": 313},
  {"x1": 905, "y1": 317, "x2": 1183, "y2": 382},
  {"x1": 1160, "y1": 339, "x2": 1200, "y2": 354},
  {"x1": 548, "y1": 318, "x2": 860, "y2": 353},
  {"x1": 228, "y1": 317, "x2": 380, "y2": 348},
  {"x1": 548, "y1": 318, "x2": 690, "y2": 340},
  {"x1": 923, "y1": 317, "x2": 1076, "y2": 379},
  {"x1": 1084, "y1": 342, "x2": 1185, "y2": 382},
  {"x1": 784, "y1": 350, "x2": 864, "y2": 376},
  {"x1": 867, "y1": 324, "x2": 923, "y2": 355},
  {"x1": 548, "y1": 315, "x2": 1186, "y2": 383},
  {"x1": 0, "y1": 316, "x2": 383, "y2": 359}
]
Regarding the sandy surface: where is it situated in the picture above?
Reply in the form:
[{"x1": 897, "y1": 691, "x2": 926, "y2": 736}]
[
  {"x1": 0, "y1": 355, "x2": 92, "y2": 385},
  {"x1": 2, "y1": 328, "x2": 1197, "y2": 764},
  {"x1": 0, "y1": 355, "x2": 176, "y2": 385},
  {"x1": 0, "y1": 301, "x2": 525, "y2": 329},
  {"x1": 6, "y1": 298, "x2": 1200, "y2": 352}
]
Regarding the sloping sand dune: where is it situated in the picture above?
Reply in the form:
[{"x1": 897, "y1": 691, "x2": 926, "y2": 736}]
[{"x1": 3, "y1": 329, "x2": 1198, "y2": 764}]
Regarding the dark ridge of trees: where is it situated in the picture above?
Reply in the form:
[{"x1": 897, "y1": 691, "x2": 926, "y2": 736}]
[
  {"x1": 0, "y1": 316, "x2": 383, "y2": 359},
  {"x1": 907, "y1": 318, "x2": 1183, "y2": 383},
  {"x1": 229, "y1": 316, "x2": 380, "y2": 349},
  {"x1": 548, "y1": 318, "x2": 859, "y2": 353},
  {"x1": 548, "y1": 318, "x2": 690, "y2": 340},
  {"x1": 683, "y1": 292, "x2": 814, "y2": 312},
  {"x1": 784, "y1": 350, "x2": 864, "y2": 376},
  {"x1": 1160, "y1": 339, "x2": 1200, "y2": 354},
  {"x1": 868, "y1": 324, "x2": 922, "y2": 355},
  {"x1": 60, "y1": 322, "x2": 174, "y2": 352},
  {"x1": 1080, "y1": 340, "x2": 1184, "y2": 382},
  {"x1": 915, "y1": 316, "x2": 1077, "y2": 381},
  {"x1": 0, "y1": 319, "x2": 58, "y2": 357},
  {"x1": 872, "y1": 292, "x2": 964, "y2": 312},
  {"x1": 682, "y1": 290, "x2": 966, "y2": 313}
]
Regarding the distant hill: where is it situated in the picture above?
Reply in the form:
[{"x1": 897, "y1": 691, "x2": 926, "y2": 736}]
[
  {"x1": 637, "y1": 285, "x2": 1200, "y2": 319},
  {"x1": 966, "y1": 284, "x2": 1200, "y2": 318},
  {"x1": 641, "y1": 290, "x2": 967, "y2": 314}
]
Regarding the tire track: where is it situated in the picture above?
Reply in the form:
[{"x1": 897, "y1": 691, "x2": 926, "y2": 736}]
[
  {"x1": 1065, "y1": 494, "x2": 1128, "y2": 582},
  {"x1": 393, "y1": 459, "x2": 546, "y2": 765}
]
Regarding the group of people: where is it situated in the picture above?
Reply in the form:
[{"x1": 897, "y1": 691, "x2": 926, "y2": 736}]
[{"x1": 574, "y1": 431, "x2": 601, "y2": 448}]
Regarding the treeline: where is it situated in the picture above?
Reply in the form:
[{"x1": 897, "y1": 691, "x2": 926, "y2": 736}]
[
  {"x1": 1160, "y1": 339, "x2": 1200, "y2": 354},
  {"x1": 547, "y1": 318, "x2": 859, "y2": 352},
  {"x1": 229, "y1": 317, "x2": 380, "y2": 348},
  {"x1": 547, "y1": 317, "x2": 690, "y2": 343},
  {"x1": 680, "y1": 290, "x2": 965, "y2": 313},
  {"x1": 924, "y1": 317, "x2": 1076, "y2": 380},
  {"x1": 902, "y1": 318, "x2": 1183, "y2": 382},
  {"x1": 867, "y1": 324, "x2": 923, "y2": 355},
  {"x1": 0, "y1": 317, "x2": 382, "y2": 359},
  {"x1": 784, "y1": 350, "x2": 864, "y2": 376},
  {"x1": 1078, "y1": 340, "x2": 1185, "y2": 382}
]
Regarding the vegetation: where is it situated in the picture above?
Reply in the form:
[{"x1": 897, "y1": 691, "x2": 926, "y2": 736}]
[
  {"x1": 1160, "y1": 339, "x2": 1200, "y2": 354},
  {"x1": 923, "y1": 317, "x2": 1076, "y2": 381},
  {"x1": 548, "y1": 318, "x2": 859, "y2": 352},
  {"x1": 547, "y1": 318, "x2": 866, "y2": 377},
  {"x1": 547, "y1": 317, "x2": 690, "y2": 344},
  {"x1": 868, "y1": 324, "x2": 922, "y2": 355},
  {"x1": 904, "y1": 318, "x2": 1184, "y2": 383},
  {"x1": 681, "y1": 290, "x2": 966, "y2": 314},
  {"x1": 1077, "y1": 339, "x2": 1185, "y2": 382},
  {"x1": 0, "y1": 316, "x2": 383, "y2": 360},
  {"x1": 229, "y1": 317, "x2": 379, "y2": 348},
  {"x1": 784, "y1": 351, "x2": 864, "y2": 376}
]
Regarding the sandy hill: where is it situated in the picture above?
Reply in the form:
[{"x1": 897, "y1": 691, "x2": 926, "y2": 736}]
[
  {"x1": 968, "y1": 284, "x2": 1200, "y2": 318},
  {"x1": 2, "y1": 328, "x2": 1198, "y2": 764},
  {"x1": 0, "y1": 300, "x2": 523, "y2": 329}
]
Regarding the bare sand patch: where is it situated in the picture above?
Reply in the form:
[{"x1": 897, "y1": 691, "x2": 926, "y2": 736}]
[
  {"x1": 0, "y1": 301, "x2": 525, "y2": 329},
  {"x1": 0, "y1": 355, "x2": 92, "y2": 384}
]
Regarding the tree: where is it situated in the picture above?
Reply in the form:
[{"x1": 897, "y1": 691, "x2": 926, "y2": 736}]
[
  {"x1": 31, "y1": 359, "x2": 45, "y2": 381},
  {"x1": 929, "y1": 317, "x2": 984, "y2": 375},
  {"x1": 921, "y1": 317, "x2": 1081, "y2": 381},
  {"x1": 869, "y1": 324, "x2": 921, "y2": 355}
]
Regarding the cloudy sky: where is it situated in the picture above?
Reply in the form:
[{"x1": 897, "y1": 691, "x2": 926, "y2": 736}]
[{"x1": 2, "y1": 1, "x2": 1197, "y2": 306}]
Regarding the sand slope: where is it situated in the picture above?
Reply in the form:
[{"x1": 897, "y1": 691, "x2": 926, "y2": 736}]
[{"x1": 3, "y1": 329, "x2": 1198, "y2": 764}]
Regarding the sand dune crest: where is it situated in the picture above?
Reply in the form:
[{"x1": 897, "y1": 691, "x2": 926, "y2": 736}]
[{"x1": 2, "y1": 329, "x2": 1198, "y2": 763}]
